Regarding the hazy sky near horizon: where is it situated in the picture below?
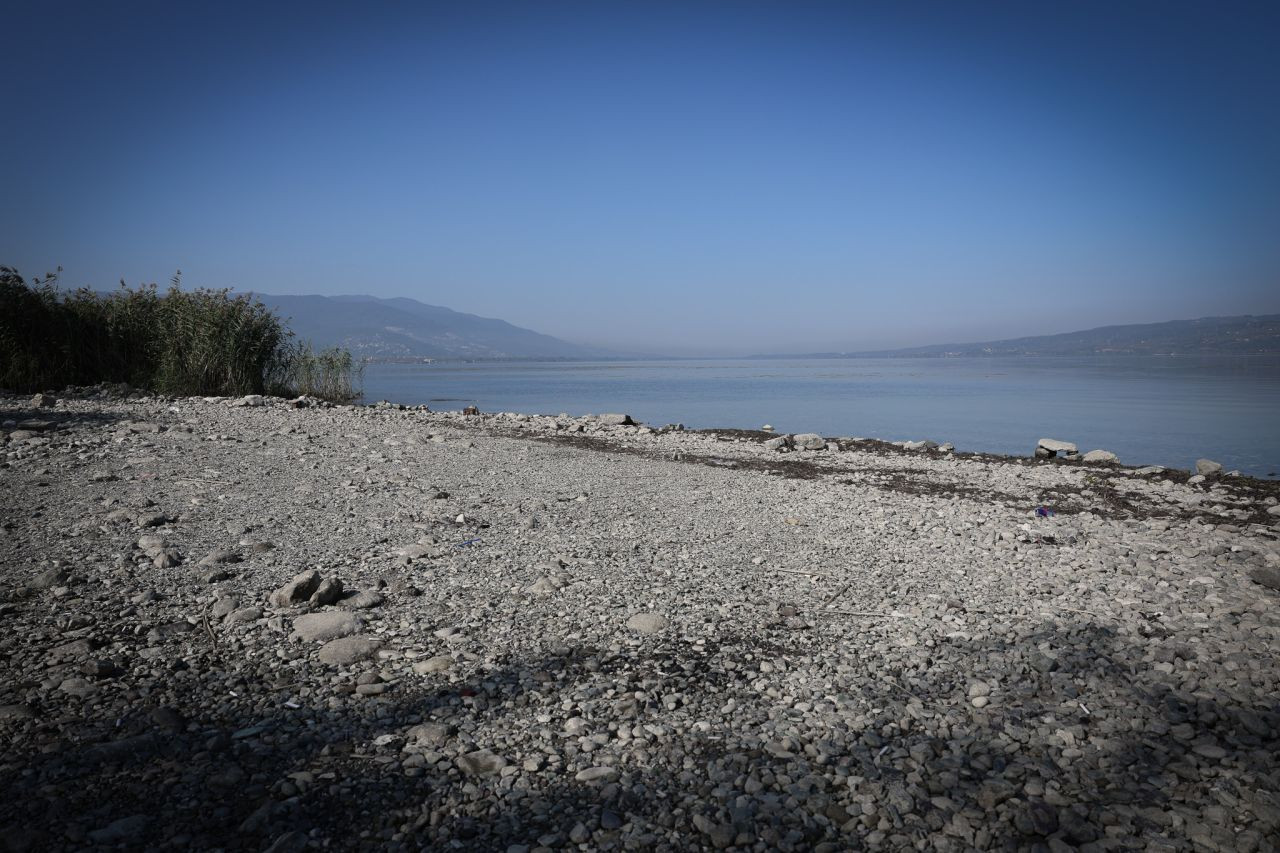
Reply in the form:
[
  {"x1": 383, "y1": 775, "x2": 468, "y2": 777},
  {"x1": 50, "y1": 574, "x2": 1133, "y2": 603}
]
[{"x1": 4, "y1": 1, "x2": 1279, "y2": 355}]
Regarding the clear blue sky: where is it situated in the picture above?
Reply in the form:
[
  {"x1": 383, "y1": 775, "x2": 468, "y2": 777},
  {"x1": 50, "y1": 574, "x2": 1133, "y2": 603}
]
[{"x1": 4, "y1": 1, "x2": 1278, "y2": 355}]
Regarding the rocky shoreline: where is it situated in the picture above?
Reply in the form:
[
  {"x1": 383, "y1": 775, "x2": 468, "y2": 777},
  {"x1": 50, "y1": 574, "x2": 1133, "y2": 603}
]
[{"x1": 2, "y1": 390, "x2": 1279, "y2": 852}]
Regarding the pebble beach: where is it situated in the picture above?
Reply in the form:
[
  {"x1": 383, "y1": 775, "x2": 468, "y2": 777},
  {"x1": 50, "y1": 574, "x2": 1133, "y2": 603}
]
[{"x1": 2, "y1": 390, "x2": 1279, "y2": 852}]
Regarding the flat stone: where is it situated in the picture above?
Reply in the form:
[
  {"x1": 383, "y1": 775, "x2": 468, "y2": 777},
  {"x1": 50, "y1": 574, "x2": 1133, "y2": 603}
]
[
  {"x1": 0, "y1": 703, "x2": 36, "y2": 720},
  {"x1": 413, "y1": 654, "x2": 453, "y2": 675},
  {"x1": 397, "y1": 543, "x2": 434, "y2": 561},
  {"x1": 526, "y1": 577, "x2": 559, "y2": 595},
  {"x1": 316, "y1": 636, "x2": 382, "y2": 666},
  {"x1": 16, "y1": 419, "x2": 55, "y2": 431},
  {"x1": 625, "y1": 612, "x2": 669, "y2": 634},
  {"x1": 30, "y1": 567, "x2": 68, "y2": 590},
  {"x1": 455, "y1": 749, "x2": 506, "y2": 775},
  {"x1": 226, "y1": 606, "x2": 262, "y2": 624},
  {"x1": 291, "y1": 611, "x2": 361, "y2": 643},
  {"x1": 340, "y1": 589, "x2": 384, "y2": 609},
  {"x1": 575, "y1": 766, "x2": 619, "y2": 782},
  {"x1": 1036, "y1": 438, "x2": 1077, "y2": 458},
  {"x1": 408, "y1": 722, "x2": 452, "y2": 746},
  {"x1": 1250, "y1": 567, "x2": 1280, "y2": 592},
  {"x1": 198, "y1": 549, "x2": 241, "y2": 566},
  {"x1": 210, "y1": 596, "x2": 240, "y2": 619},
  {"x1": 59, "y1": 677, "x2": 97, "y2": 697},
  {"x1": 263, "y1": 831, "x2": 309, "y2": 853},
  {"x1": 1082, "y1": 449, "x2": 1118, "y2": 463}
]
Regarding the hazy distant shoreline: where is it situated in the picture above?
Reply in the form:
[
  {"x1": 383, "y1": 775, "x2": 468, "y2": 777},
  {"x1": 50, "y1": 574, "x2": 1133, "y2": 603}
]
[
  {"x1": 357, "y1": 351, "x2": 1280, "y2": 365},
  {"x1": 357, "y1": 356, "x2": 1280, "y2": 478}
]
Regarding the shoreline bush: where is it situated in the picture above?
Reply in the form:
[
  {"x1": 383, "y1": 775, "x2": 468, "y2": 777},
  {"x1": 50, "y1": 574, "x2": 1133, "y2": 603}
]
[{"x1": 0, "y1": 266, "x2": 360, "y2": 402}]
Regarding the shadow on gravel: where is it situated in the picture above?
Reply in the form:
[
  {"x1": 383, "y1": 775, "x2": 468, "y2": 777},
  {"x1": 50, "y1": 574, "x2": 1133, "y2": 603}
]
[
  {"x1": 2, "y1": 620, "x2": 1277, "y2": 851},
  {"x1": 0, "y1": 406, "x2": 131, "y2": 431}
]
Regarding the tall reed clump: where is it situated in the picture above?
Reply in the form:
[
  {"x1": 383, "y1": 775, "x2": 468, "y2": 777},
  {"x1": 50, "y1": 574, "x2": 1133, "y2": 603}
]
[
  {"x1": 286, "y1": 343, "x2": 363, "y2": 403},
  {"x1": 0, "y1": 266, "x2": 360, "y2": 402}
]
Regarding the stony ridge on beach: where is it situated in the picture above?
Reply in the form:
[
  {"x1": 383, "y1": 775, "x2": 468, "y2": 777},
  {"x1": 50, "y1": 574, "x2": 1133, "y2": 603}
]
[{"x1": 1, "y1": 390, "x2": 1278, "y2": 852}]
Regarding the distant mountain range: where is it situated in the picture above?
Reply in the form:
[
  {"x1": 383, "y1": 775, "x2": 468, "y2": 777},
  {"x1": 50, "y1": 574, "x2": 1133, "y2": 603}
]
[
  {"x1": 249, "y1": 293, "x2": 1279, "y2": 361},
  {"x1": 254, "y1": 293, "x2": 608, "y2": 360},
  {"x1": 754, "y1": 314, "x2": 1280, "y2": 359}
]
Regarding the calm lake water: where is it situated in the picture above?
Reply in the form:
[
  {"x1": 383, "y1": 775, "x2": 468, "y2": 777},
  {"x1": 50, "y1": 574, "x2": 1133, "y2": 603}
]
[{"x1": 360, "y1": 357, "x2": 1280, "y2": 477}]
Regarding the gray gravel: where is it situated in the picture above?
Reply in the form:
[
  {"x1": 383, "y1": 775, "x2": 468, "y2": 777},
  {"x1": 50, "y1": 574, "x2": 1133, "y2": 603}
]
[{"x1": 2, "y1": 388, "x2": 1279, "y2": 852}]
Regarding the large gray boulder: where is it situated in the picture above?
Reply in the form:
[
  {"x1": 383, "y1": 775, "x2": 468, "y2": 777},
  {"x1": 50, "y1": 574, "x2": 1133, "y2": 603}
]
[
  {"x1": 1082, "y1": 449, "x2": 1118, "y2": 463},
  {"x1": 597, "y1": 413, "x2": 635, "y2": 426},
  {"x1": 270, "y1": 570, "x2": 322, "y2": 607},
  {"x1": 792, "y1": 433, "x2": 826, "y2": 450},
  {"x1": 308, "y1": 577, "x2": 343, "y2": 606}
]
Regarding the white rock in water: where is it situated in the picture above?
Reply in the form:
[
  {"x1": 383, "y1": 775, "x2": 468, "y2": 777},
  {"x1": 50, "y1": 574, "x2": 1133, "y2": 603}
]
[
  {"x1": 1082, "y1": 450, "x2": 1118, "y2": 463},
  {"x1": 1195, "y1": 458, "x2": 1223, "y2": 476},
  {"x1": 1036, "y1": 438, "x2": 1078, "y2": 458},
  {"x1": 626, "y1": 612, "x2": 669, "y2": 634}
]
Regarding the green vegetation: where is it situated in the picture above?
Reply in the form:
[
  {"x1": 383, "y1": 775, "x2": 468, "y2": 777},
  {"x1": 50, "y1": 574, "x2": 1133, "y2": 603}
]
[
  {"x1": 286, "y1": 341, "x2": 363, "y2": 404},
  {"x1": 0, "y1": 266, "x2": 361, "y2": 402}
]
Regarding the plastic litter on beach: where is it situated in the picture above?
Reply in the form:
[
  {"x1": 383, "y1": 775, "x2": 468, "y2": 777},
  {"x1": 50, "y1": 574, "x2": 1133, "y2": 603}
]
[
  {"x1": 1034, "y1": 507, "x2": 1056, "y2": 518},
  {"x1": 456, "y1": 538, "x2": 482, "y2": 547}
]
